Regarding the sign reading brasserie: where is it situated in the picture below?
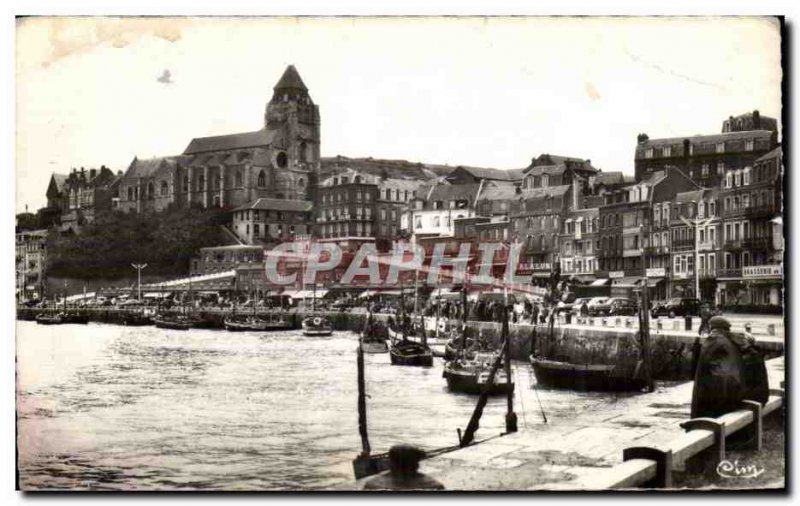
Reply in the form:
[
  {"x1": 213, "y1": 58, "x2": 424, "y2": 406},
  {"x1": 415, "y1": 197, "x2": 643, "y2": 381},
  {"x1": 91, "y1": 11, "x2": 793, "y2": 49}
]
[
  {"x1": 646, "y1": 267, "x2": 666, "y2": 278},
  {"x1": 609, "y1": 271, "x2": 625, "y2": 279},
  {"x1": 742, "y1": 264, "x2": 782, "y2": 279}
]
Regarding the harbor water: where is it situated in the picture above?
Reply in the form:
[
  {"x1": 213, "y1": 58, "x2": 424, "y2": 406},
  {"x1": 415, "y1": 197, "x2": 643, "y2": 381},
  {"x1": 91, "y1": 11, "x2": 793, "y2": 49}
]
[{"x1": 16, "y1": 321, "x2": 641, "y2": 490}]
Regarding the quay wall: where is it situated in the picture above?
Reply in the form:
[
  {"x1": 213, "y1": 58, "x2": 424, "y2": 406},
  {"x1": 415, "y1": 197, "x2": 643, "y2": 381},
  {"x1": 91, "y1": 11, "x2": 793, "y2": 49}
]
[{"x1": 17, "y1": 308, "x2": 782, "y2": 381}]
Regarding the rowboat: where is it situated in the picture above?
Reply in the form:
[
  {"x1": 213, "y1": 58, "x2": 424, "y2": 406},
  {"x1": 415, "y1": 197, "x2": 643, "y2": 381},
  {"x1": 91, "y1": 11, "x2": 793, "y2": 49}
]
[
  {"x1": 224, "y1": 314, "x2": 270, "y2": 331},
  {"x1": 389, "y1": 340, "x2": 434, "y2": 367}
]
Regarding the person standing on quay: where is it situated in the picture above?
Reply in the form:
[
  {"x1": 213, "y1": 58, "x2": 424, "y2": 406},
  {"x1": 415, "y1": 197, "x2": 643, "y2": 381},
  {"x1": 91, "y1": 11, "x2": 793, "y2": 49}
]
[
  {"x1": 363, "y1": 445, "x2": 445, "y2": 490},
  {"x1": 698, "y1": 301, "x2": 712, "y2": 336},
  {"x1": 690, "y1": 316, "x2": 769, "y2": 419}
]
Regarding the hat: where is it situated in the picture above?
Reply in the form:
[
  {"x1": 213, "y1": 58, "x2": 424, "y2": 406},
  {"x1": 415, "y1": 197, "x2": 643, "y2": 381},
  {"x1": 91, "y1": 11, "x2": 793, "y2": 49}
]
[
  {"x1": 709, "y1": 316, "x2": 731, "y2": 331},
  {"x1": 388, "y1": 444, "x2": 426, "y2": 470}
]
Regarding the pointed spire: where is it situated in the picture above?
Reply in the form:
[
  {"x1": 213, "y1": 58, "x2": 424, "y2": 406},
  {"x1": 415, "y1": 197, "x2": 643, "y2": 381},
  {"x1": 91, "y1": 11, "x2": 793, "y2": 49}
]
[{"x1": 273, "y1": 65, "x2": 308, "y2": 92}]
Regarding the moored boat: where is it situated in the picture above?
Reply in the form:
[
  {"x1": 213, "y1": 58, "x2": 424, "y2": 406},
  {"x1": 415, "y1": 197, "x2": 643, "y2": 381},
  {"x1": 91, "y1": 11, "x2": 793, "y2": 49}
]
[
  {"x1": 302, "y1": 316, "x2": 333, "y2": 336},
  {"x1": 389, "y1": 340, "x2": 434, "y2": 366},
  {"x1": 35, "y1": 312, "x2": 64, "y2": 325},
  {"x1": 224, "y1": 314, "x2": 270, "y2": 331},
  {"x1": 153, "y1": 314, "x2": 193, "y2": 330},
  {"x1": 120, "y1": 312, "x2": 152, "y2": 326},
  {"x1": 530, "y1": 356, "x2": 647, "y2": 392},
  {"x1": 443, "y1": 352, "x2": 514, "y2": 395}
]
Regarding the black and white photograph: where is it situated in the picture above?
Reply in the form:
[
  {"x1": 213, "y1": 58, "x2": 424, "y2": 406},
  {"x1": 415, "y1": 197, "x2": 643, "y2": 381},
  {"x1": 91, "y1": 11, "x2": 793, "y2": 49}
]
[{"x1": 11, "y1": 12, "x2": 787, "y2": 494}]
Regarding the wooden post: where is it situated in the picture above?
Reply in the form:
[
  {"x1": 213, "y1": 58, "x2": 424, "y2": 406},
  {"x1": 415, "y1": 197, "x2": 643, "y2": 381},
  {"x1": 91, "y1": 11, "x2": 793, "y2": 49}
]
[
  {"x1": 503, "y1": 303, "x2": 517, "y2": 433},
  {"x1": 356, "y1": 341, "x2": 371, "y2": 457}
]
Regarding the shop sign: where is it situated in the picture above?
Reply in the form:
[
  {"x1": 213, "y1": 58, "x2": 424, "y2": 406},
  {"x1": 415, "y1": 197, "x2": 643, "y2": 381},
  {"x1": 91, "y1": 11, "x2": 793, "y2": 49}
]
[
  {"x1": 742, "y1": 264, "x2": 782, "y2": 279},
  {"x1": 646, "y1": 267, "x2": 666, "y2": 278},
  {"x1": 609, "y1": 271, "x2": 625, "y2": 278}
]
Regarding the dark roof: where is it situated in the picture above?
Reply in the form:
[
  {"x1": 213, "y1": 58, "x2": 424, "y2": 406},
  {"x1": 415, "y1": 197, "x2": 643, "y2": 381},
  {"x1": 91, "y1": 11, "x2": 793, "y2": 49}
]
[
  {"x1": 478, "y1": 181, "x2": 519, "y2": 201},
  {"x1": 755, "y1": 146, "x2": 782, "y2": 163},
  {"x1": 426, "y1": 183, "x2": 482, "y2": 206},
  {"x1": 123, "y1": 156, "x2": 182, "y2": 180},
  {"x1": 531, "y1": 153, "x2": 588, "y2": 167},
  {"x1": 50, "y1": 173, "x2": 68, "y2": 192},
  {"x1": 274, "y1": 65, "x2": 308, "y2": 91},
  {"x1": 594, "y1": 171, "x2": 626, "y2": 185},
  {"x1": 675, "y1": 190, "x2": 705, "y2": 204},
  {"x1": 232, "y1": 198, "x2": 313, "y2": 213},
  {"x1": 184, "y1": 129, "x2": 276, "y2": 155},
  {"x1": 448, "y1": 166, "x2": 524, "y2": 182},
  {"x1": 524, "y1": 165, "x2": 566, "y2": 177},
  {"x1": 321, "y1": 156, "x2": 440, "y2": 181},
  {"x1": 635, "y1": 130, "x2": 774, "y2": 158},
  {"x1": 524, "y1": 154, "x2": 599, "y2": 175}
]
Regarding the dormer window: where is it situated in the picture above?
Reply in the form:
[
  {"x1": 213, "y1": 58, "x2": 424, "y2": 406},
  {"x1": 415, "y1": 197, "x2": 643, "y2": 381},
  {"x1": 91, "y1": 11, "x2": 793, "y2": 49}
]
[
  {"x1": 745, "y1": 139, "x2": 754, "y2": 152},
  {"x1": 663, "y1": 146, "x2": 672, "y2": 157},
  {"x1": 716, "y1": 142, "x2": 725, "y2": 154},
  {"x1": 645, "y1": 148, "x2": 654, "y2": 159}
]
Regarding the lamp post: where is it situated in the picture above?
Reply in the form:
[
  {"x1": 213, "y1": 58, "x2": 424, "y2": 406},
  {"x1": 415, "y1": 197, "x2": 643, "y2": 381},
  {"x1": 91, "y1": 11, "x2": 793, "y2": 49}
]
[{"x1": 131, "y1": 263, "x2": 148, "y2": 302}]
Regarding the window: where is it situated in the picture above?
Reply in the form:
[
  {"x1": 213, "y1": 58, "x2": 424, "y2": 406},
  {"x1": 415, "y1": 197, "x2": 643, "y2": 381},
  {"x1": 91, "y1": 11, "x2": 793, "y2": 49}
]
[
  {"x1": 385, "y1": 189, "x2": 391, "y2": 200},
  {"x1": 734, "y1": 171, "x2": 741, "y2": 187},
  {"x1": 183, "y1": 176, "x2": 189, "y2": 192},
  {"x1": 253, "y1": 223, "x2": 260, "y2": 237},
  {"x1": 257, "y1": 171, "x2": 266, "y2": 187},
  {"x1": 127, "y1": 187, "x2": 133, "y2": 201},
  {"x1": 716, "y1": 142, "x2": 725, "y2": 154},
  {"x1": 645, "y1": 148, "x2": 654, "y2": 159},
  {"x1": 745, "y1": 139, "x2": 754, "y2": 151},
  {"x1": 663, "y1": 145, "x2": 672, "y2": 157},
  {"x1": 160, "y1": 181, "x2": 168, "y2": 196},
  {"x1": 415, "y1": 216, "x2": 422, "y2": 229},
  {"x1": 147, "y1": 182, "x2": 154, "y2": 199},
  {"x1": 743, "y1": 168, "x2": 751, "y2": 185},
  {"x1": 725, "y1": 173, "x2": 732, "y2": 188},
  {"x1": 433, "y1": 216, "x2": 440, "y2": 227},
  {"x1": 380, "y1": 208, "x2": 387, "y2": 220},
  {"x1": 542, "y1": 174, "x2": 549, "y2": 187},
  {"x1": 701, "y1": 164, "x2": 709, "y2": 177},
  {"x1": 717, "y1": 162, "x2": 725, "y2": 175}
]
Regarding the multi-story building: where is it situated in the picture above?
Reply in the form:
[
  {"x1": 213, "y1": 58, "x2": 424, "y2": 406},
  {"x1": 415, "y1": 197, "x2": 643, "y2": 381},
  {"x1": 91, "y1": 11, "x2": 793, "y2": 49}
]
[
  {"x1": 559, "y1": 207, "x2": 600, "y2": 282},
  {"x1": 597, "y1": 167, "x2": 701, "y2": 295},
  {"x1": 717, "y1": 146, "x2": 783, "y2": 306},
  {"x1": 117, "y1": 65, "x2": 319, "y2": 214},
  {"x1": 231, "y1": 198, "x2": 313, "y2": 245},
  {"x1": 404, "y1": 183, "x2": 482, "y2": 240},
  {"x1": 59, "y1": 166, "x2": 121, "y2": 231},
  {"x1": 520, "y1": 153, "x2": 598, "y2": 191},
  {"x1": 16, "y1": 229, "x2": 48, "y2": 300},
  {"x1": 634, "y1": 110, "x2": 778, "y2": 186},
  {"x1": 316, "y1": 160, "x2": 430, "y2": 251}
]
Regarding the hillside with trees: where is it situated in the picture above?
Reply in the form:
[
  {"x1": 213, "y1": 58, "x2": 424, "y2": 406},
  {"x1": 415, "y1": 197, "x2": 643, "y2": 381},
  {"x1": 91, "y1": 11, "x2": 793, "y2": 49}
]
[{"x1": 46, "y1": 206, "x2": 231, "y2": 280}]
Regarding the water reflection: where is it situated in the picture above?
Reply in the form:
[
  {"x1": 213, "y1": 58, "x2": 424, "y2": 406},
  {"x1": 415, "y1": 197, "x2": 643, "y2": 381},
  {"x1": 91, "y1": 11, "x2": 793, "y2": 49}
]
[{"x1": 16, "y1": 321, "x2": 636, "y2": 490}]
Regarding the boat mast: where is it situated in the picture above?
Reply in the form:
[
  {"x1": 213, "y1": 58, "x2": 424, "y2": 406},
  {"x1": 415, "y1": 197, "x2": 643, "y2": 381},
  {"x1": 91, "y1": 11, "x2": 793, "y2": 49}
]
[
  {"x1": 356, "y1": 339, "x2": 371, "y2": 457},
  {"x1": 459, "y1": 282, "x2": 468, "y2": 359},
  {"x1": 400, "y1": 276, "x2": 407, "y2": 341}
]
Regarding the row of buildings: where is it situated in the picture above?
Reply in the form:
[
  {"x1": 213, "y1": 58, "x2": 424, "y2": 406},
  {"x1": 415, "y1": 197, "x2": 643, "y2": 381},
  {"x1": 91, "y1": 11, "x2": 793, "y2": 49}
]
[{"x1": 24, "y1": 65, "x2": 783, "y2": 307}]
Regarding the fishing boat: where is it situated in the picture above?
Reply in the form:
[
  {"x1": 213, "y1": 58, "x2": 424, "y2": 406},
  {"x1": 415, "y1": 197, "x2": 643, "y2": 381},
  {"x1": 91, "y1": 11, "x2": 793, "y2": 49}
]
[
  {"x1": 153, "y1": 314, "x2": 193, "y2": 330},
  {"x1": 36, "y1": 312, "x2": 89, "y2": 325},
  {"x1": 443, "y1": 352, "x2": 514, "y2": 395},
  {"x1": 389, "y1": 339, "x2": 434, "y2": 367},
  {"x1": 529, "y1": 357, "x2": 647, "y2": 392},
  {"x1": 35, "y1": 312, "x2": 64, "y2": 325},
  {"x1": 301, "y1": 316, "x2": 333, "y2": 336},
  {"x1": 224, "y1": 314, "x2": 269, "y2": 331},
  {"x1": 262, "y1": 314, "x2": 293, "y2": 332},
  {"x1": 120, "y1": 312, "x2": 152, "y2": 326}
]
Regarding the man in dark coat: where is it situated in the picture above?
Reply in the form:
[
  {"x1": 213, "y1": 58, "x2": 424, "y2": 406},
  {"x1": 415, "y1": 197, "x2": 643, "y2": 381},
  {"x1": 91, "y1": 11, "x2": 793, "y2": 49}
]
[
  {"x1": 690, "y1": 316, "x2": 769, "y2": 419},
  {"x1": 698, "y1": 302, "x2": 712, "y2": 335},
  {"x1": 531, "y1": 304, "x2": 540, "y2": 327},
  {"x1": 363, "y1": 444, "x2": 445, "y2": 490}
]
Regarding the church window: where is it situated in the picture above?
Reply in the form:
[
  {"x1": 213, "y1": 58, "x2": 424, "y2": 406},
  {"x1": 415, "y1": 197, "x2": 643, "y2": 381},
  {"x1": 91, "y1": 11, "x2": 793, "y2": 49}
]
[
  {"x1": 183, "y1": 176, "x2": 189, "y2": 192},
  {"x1": 257, "y1": 171, "x2": 266, "y2": 187},
  {"x1": 127, "y1": 187, "x2": 133, "y2": 201},
  {"x1": 147, "y1": 182, "x2": 155, "y2": 200},
  {"x1": 235, "y1": 171, "x2": 243, "y2": 187},
  {"x1": 160, "y1": 181, "x2": 168, "y2": 196},
  {"x1": 298, "y1": 178, "x2": 305, "y2": 188},
  {"x1": 275, "y1": 151, "x2": 288, "y2": 169}
]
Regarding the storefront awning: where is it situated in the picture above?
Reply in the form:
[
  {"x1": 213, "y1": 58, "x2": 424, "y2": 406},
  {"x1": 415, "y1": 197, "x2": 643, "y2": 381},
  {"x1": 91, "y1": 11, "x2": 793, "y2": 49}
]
[
  {"x1": 292, "y1": 289, "x2": 329, "y2": 299},
  {"x1": 590, "y1": 278, "x2": 610, "y2": 286},
  {"x1": 611, "y1": 276, "x2": 641, "y2": 288},
  {"x1": 644, "y1": 278, "x2": 665, "y2": 288}
]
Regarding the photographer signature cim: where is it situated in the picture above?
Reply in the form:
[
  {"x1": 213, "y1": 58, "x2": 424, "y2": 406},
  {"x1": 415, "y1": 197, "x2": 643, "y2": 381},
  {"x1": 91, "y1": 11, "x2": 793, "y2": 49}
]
[{"x1": 716, "y1": 459, "x2": 765, "y2": 479}]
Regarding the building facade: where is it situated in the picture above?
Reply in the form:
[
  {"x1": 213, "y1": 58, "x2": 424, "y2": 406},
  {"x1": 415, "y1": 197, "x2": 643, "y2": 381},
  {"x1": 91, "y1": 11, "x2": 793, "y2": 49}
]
[{"x1": 16, "y1": 229, "x2": 48, "y2": 300}]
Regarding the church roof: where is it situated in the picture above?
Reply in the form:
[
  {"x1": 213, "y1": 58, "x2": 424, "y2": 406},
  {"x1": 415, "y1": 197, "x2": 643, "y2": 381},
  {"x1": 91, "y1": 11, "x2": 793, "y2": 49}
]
[
  {"x1": 50, "y1": 173, "x2": 68, "y2": 192},
  {"x1": 184, "y1": 129, "x2": 276, "y2": 155},
  {"x1": 274, "y1": 65, "x2": 308, "y2": 91}
]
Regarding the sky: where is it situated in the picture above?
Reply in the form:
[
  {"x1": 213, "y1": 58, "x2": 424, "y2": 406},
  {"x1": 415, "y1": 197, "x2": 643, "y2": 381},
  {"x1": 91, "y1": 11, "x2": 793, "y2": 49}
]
[{"x1": 14, "y1": 16, "x2": 782, "y2": 213}]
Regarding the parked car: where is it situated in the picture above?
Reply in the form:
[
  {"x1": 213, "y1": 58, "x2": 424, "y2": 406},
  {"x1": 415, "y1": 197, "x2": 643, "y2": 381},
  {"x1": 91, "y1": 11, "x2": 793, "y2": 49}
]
[
  {"x1": 608, "y1": 297, "x2": 638, "y2": 316},
  {"x1": 586, "y1": 297, "x2": 610, "y2": 316},
  {"x1": 570, "y1": 298, "x2": 592, "y2": 316},
  {"x1": 651, "y1": 297, "x2": 701, "y2": 318}
]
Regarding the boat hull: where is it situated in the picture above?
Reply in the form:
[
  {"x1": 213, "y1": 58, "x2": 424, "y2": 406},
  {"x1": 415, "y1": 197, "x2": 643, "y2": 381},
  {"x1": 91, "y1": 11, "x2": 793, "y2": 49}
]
[
  {"x1": 153, "y1": 318, "x2": 192, "y2": 330},
  {"x1": 361, "y1": 341, "x2": 388, "y2": 354},
  {"x1": 443, "y1": 367, "x2": 514, "y2": 395},
  {"x1": 302, "y1": 329, "x2": 333, "y2": 337},
  {"x1": 389, "y1": 342, "x2": 434, "y2": 367},
  {"x1": 530, "y1": 357, "x2": 647, "y2": 392}
]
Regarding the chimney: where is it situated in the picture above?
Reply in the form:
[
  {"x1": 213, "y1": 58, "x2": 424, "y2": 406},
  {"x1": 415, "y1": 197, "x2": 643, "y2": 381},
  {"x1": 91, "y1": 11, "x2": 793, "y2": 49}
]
[
  {"x1": 637, "y1": 133, "x2": 649, "y2": 144},
  {"x1": 90, "y1": 168, "x2": 97, "y2": 180},
  {"x1": 753, "y1": 110, "x2": 761, "y2": 129}
]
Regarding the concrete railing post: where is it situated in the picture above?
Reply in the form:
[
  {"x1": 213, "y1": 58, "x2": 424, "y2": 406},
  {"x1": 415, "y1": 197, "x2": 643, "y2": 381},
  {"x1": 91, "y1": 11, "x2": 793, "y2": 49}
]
[
  {"x1": 739, "y1": 400, "x2": 763, "y2": 452},
  {"x1": 680, "y1": 418, "x2": 726, "y2": 464},
  {"x1": 622, "y1": 447, "x2": 673, "y2": 488}
]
